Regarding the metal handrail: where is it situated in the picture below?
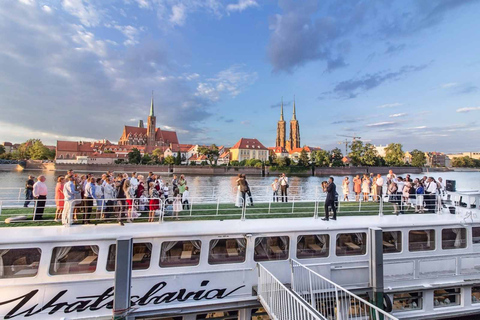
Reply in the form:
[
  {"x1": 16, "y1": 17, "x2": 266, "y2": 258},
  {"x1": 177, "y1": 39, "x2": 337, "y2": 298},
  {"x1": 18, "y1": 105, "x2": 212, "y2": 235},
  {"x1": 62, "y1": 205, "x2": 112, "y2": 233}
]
[
  {"x1": 257, "y1": 263, "x2": 324, "y2": 320},
  {"x1": 291, "y1": 259, "x2": 399, "y2": 320}
]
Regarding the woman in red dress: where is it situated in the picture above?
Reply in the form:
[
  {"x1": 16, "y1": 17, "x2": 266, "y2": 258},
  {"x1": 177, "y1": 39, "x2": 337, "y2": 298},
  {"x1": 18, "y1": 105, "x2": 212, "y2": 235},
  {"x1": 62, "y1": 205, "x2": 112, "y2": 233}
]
[
  {"x1": 148, "y1": 182, "x2": 160, "y2": 222},
  {"x1": 55, "y1": 176, "x2": 65, "y2": 222}
]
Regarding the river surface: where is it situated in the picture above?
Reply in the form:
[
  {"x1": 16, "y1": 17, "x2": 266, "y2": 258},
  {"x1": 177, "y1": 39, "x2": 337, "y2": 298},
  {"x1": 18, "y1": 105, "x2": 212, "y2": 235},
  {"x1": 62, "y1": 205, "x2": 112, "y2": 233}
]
[{"x1": 0, "y1": 170, "x2": 478, "y2": 202}]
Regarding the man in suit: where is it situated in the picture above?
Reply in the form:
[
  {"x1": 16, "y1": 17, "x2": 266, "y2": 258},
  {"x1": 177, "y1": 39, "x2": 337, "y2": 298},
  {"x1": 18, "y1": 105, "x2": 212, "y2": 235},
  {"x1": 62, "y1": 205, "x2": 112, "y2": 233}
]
[{"x1": 322, "y1": 177, "x2": 337, "y2": 221}]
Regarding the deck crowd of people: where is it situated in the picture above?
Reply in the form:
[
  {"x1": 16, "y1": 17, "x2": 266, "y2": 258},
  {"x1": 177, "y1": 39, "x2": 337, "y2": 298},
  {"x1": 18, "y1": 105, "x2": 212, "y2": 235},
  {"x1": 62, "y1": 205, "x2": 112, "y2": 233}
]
[{"x1": 25, "y1": 170, "x2": 190, "y2": 223}]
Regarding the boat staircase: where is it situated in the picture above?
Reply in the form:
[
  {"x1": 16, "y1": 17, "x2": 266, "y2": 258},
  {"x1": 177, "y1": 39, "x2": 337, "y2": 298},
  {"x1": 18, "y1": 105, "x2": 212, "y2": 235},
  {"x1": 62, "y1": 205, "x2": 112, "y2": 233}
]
[{"x1": 257, "y1": 259, "x2": 398, "y2": 320}]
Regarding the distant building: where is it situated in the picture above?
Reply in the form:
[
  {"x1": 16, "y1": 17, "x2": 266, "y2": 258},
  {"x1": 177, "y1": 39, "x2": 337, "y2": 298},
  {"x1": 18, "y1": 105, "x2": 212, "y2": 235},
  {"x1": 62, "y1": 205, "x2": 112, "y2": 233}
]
[
  {"x1": 447, "y1": 152, "x2": 480, "y2": 161},
  {"x1": 288, "y1": 146, "x2": 321, "y2": 163},
  {"x1": 425, "y1": 152, "x2": 447, "y2": 167},
  {"x1": 404, "y1": 151, "x2": 412, "y2": 165},
  {"x1": 164, "y1": 144, "x2": 194, "y2": 164},
  {"x1": 217, "y1": 149, "x2": 230, "y2": 165},
  {"x1": 230, "y1": 138, "x2": 268, "y2": 162},
  {"x1": 118, "y1": 95, "x2": 179, "y2": 151},
  {"x1": 1, "y1": 142, "x2": 16, "y2": 153},
  {"x1": 275, "y1": 98, "x2": 300, "y2": 151},
  {"x1": 268, "y1": 146, "x2": 289, "y2": 159}
]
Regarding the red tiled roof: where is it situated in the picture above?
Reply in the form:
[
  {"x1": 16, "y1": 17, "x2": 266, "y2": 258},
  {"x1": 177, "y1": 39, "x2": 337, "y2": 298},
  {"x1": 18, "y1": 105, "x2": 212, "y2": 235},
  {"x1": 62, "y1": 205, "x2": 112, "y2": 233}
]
[
  {"x1": 57, "y1": 141, "x2": 81, "y2": 152},
  {"x1": 2, "y1": 142, "x2": 12, "y2": 146},
  {"x1": 219, "y1": 151, "x2": 230, "y2": 158},
  {"x1": 188, "y1": 154, "x2": 207, "y2": 161},
  {"x1": 231, "y1": 138, "x2": 267, "y2": 150},
  {"x1": 269, "y1": 146, "x2": 287, "y2": 153}
]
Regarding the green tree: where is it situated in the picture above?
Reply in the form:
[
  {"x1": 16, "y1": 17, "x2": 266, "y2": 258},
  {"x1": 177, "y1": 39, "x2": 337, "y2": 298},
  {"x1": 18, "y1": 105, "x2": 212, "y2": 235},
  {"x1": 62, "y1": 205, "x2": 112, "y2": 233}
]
[
  {"x1": 164, "y1": 155, "x2": 175, "y2": 165},
  {"x1": 127, "y1": 148, "x2": 142, "y2": 164},
  {"x1": 198, "y1": 144, "x2": 220, "y2": 165},
  {"x1": 298, "y1": 148, "x2": 310, "y2": 166},
  {"x1": 141, "y1": 154, "x2": 152, "y2": 164},
  {"x1": 0, "y1": 145, "x2": 5, "y2": 154},
  {"x1": 29, "y1": 140, "x2": 51, "y2": 160},
  {"x1": 314, "y1": 150, "x2": 331, "y2": 167},
  {"x1": 411, "y1": 149, "x2": 426, "y2": 167},
  {"x1": 384, "y1": 143, "x2": 405, "y2": 166},
  {"x1": 175, "y1": 151, "x2": 182, "y2": 165},
  {"x1": 361, "y1": 143, "x2": 378, "y2": 166},
  {"x1": 330, "y1": 148, "x2": 344, "y2": 167},
  {"x1": 276, "y1": 156, "x2": 288, "y2": 167},
  {"x1": 152, "y1": 148, "x2": 164, "y2": 159},
  {"x1": 348, "y1": 140, "x2": 364, "y2": 166}
]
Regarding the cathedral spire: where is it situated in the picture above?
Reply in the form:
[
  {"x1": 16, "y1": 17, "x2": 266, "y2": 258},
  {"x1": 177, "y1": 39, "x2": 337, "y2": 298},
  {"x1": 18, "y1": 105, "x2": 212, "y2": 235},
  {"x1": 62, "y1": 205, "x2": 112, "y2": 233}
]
[
  {"x1": 150, "y1": 91, "x2": 155, "y2": 117},
  {"x1": 280, "y1": 97, "x2": 284, "y2": 121},
  {"x1": 292, "y1": 95, "x2": 296, "y2": 120}
]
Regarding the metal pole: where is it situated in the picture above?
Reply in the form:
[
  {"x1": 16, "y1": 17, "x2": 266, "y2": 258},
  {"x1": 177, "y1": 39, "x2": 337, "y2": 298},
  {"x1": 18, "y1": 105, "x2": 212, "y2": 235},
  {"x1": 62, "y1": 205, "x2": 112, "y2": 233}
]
[
  {"x1": 369, "y1": 227, "x2": 384, "y2": 320},
  {"x1": 113, "y1": 238, "x2": 134, "y2": 320}
]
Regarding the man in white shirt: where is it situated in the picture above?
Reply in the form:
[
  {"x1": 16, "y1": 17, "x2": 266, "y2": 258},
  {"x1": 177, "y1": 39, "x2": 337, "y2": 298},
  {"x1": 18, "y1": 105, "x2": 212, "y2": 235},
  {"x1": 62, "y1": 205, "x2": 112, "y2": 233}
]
[
  {"x1": 182, "y1": 186, "x2": 190, "y2": 210},
  {"x1": 279, "y1": 173, "x2": 289, "y2": 203},
  {"x1": 130, "y1": 172, "x2": 139, "y2": 187},
  {"x1": 375, "y1": 174, "x2": 384, "y2": 202},
  {"x1": 62, "y1": 175, "x2": 79, "y2": 224},
  {"x1": 386, "y1": 170, "x2": 396, "y2": 186},
  {"x1": 32, "y1": 175, "x2": 48, "y2": 221},
  {"x1": 425, "y1": 177, "x2": 438, "y2": 211}
]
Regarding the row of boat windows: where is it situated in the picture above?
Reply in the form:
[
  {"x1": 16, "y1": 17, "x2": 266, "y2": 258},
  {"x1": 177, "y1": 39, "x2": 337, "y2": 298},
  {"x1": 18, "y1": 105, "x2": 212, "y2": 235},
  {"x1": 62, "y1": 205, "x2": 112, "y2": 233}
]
[
  {"x1": 392, "y1": 287, "x2": 480, "y2": 312},
  {"x1": 137, "y1": 307, "x2": 269, "y2": 320},
  {"x1": 0, "y1": 227, "x2": 477, "y2": 278}
]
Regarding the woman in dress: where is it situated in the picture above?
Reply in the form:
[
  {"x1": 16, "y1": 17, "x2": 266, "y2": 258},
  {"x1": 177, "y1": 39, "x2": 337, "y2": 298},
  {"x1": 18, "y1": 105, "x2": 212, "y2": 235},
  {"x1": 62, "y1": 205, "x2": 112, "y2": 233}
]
[
  {"x1": 342, "y1": 177, "x2": 350, "y2": 201},
  {"x1": 148, "y1": 182, "x2": 160, "y2": 222},
  {"x1": 361, "y1": 174, "x2": 371, "y2": 202},
  {"x1": 173, "y1": 194, "x2": 183, "y2": 220},
  {"x1": 371, "y1": 176, "x2": 378, "y2": 201},
  {"x1": 178, "y1": 175, "x2": 187, "y2": 197},
  {"x1": 235, "y1": 174, "x2": 242, "y2": 207},
  {"x1": 353, "y1": 175, "x2": 362, "y2": 201},
  {"x1": 124, "y1": 179, "x2": 134, "y2": 222},
  {"x1": 54, "y1": 176, "x2": 65, "y2": 222},
  {"x1": 414, "y1": 179, "x2": 425, "y2": 213}
]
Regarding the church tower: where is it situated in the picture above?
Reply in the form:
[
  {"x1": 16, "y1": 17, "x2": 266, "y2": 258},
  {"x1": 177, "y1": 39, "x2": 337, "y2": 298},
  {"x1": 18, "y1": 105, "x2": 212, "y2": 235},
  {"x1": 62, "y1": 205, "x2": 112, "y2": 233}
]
[
  {"x1": 275, "y1": 98, "x2": 286, "y2": 148},
  {"x1": 146, "y1": 94, "x2": 156, "y2": 146},
  {"x1": 287, "y1": 97, "x2": 300, "y2": 151}
]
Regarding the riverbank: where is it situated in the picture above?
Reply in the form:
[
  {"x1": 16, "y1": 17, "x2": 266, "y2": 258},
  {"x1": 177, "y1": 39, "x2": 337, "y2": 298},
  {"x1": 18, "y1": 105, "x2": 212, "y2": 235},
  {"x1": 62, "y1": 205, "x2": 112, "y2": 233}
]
[{"x1": 1, "y1": 162, "x2": 457, "y2": 176}]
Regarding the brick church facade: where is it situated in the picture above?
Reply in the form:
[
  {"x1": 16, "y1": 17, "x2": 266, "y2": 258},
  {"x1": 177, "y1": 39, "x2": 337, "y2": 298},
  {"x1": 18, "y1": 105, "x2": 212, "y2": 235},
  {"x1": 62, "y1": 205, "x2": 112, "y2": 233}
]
[{"x1": 275, "y1": 98, "x2": 300, "y2": 151}]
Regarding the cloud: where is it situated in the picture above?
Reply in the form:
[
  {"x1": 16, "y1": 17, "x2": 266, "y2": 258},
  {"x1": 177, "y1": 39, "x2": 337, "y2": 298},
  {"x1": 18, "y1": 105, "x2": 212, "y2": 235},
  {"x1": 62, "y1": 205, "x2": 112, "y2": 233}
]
[
  {"x1": 456, "y1": 107, "x2": 480, "y2": 113},
  {"x1": 62, "y1": 0, "x2": 101, "y2": 27},
  {"x1": 326, "y1": 64, "x2": 429, "y2": 99},
  {"x1": 170, "y1": 4, "x2": 187, "y2": 26},
  {"x1": 42, "y1": 5, "x2": 53, "y2": 13},
  {"x1": 442, "y1": 82, "x2": 479, "y2": 95},
  {"x1": 385, "y1": 43, "x2": 406, "y2": 55},
  {"x1": 377, "y1": 103, "x2": 402, "y2": 108},
  {"x1": 455, "y1": 84, "x2": 478, "y2": 94},
  {"x1": 195, "y1": 64, "x2": 257, "y2": 102},
  {"x1": 442, "y1": 82, "x2": 458, "y2": 88},
  {"x1": 226, "y1": 0, "x2": 258, "y2": 13},
  {"x1": 114, "y1": 25, "x2": 141, "y2": 46},
  {"x1": 224, "y1": 119, "x2": 234, "y2": 123},
  {"x1": 240, "y1": 120, "x2": 251, "y2": 126},
  {"x1": 389, "y1": 113, "x2": 407, "y2": 118},
  {"x1": 270, "y1": 100, "x2": 292, "y2": 109},
  {"x1": 367, "y1": 121, "x2": 396, "y2": 127}
]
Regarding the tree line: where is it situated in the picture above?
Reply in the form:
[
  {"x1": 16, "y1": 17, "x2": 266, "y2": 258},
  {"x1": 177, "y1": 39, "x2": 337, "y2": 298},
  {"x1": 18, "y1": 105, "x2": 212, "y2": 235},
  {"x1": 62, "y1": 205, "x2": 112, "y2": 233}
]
[{"x1": 0, "y1": 139, "x2": 55, "y2": 160}]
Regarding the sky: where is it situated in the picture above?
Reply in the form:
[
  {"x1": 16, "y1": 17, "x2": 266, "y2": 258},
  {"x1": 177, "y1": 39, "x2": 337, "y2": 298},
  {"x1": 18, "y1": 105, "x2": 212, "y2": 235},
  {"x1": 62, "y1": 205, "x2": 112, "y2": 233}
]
[{"x1": 0, "y1": 0, "x2": 479, "y2": 153}]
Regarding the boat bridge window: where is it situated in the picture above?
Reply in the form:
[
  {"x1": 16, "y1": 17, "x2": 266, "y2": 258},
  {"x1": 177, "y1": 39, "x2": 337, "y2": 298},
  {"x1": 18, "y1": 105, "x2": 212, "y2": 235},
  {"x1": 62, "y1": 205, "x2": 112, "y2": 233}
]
[
  {"x1": 0, "y1": 248, "x2": 41, "y2": 279},
  {"x1": 472, "y1": 227, "x2": 480, "y2": 244},
  {"x1": 392, "y1": 292, "x2": 422, "y2": 312},
  {"x1": 254, "y1": 236, "x2": 289, "y2": 262},
  {"x1": 336, "y1": 233, "x2": 366, "y2": 256},
  {"x1": 442, "y1": 228, "x2": 466, "y2": 249},
  {"x1": 159, "y1": 240, "x2": 201, "y2": 268},
  {"x1": 196, "y1": 310, "x2": 238, "y2": 319},
  {"x1": 383, "y1": 231, "x2": 402, "y2": 253},
  {"x1": 409, "y1": 230, "x2": 435, "y2": 252},
  {"x1": 472, "y1": 287, "x2": 480, "y2": 304},
  {"x1": 297, "y1": 234, "x2": 329, "y2": 259},
  {"x1": 208, "y1": 238, "x2": 246, "y2": 265},
  {"x1": 434, "y1": 288, "x2": 461, "y2": 308},
  {"x1": 106, "y1": 243, "x2": 152, "y2": 271},
  {"x1": 49, "y1": 245, "x2": 99, "y2": 275}
]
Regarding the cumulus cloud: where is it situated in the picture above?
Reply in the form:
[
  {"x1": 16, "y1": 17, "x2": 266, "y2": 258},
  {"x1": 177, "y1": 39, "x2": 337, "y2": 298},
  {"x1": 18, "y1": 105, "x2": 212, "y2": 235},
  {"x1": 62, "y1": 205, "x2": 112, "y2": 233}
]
[
  {"x1": 195, "y1": 65, "x2": 257, "y2": 102},
  {"x1": 456, "y1": 107, "x2": 480, "y2": 113},
  {"x1": 62, "y1": 0, "x2": 101, "y2": 27},
  {"x1": 227, "y1": 0, "x2": 258, "y2": 13},
  {"x1": 114, "y1": 25, "x2": 141, "y2": 46},
  {"x1": 377, "y1": 103, "x2": 402, "y2": 108}
]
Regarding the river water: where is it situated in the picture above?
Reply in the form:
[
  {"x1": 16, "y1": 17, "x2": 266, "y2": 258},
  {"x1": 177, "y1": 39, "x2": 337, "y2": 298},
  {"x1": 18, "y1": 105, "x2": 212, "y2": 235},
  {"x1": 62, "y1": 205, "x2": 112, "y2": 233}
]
[{"x1": 0, "y1": 170, "x2": 478, "y2": 202}]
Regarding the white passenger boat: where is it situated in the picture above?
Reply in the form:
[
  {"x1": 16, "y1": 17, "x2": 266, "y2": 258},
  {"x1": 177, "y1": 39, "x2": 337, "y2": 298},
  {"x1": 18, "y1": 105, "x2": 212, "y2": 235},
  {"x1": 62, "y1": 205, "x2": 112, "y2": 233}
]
[{"x1": 0, "y1": 190, "x2": 479, "y2": 320}]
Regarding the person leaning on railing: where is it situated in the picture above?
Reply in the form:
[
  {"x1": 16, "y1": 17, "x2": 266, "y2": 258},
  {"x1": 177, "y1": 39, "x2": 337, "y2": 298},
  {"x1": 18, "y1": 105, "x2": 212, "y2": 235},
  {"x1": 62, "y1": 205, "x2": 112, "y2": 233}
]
[{"x1": 23, "y1": 175, "x2": 34, "y2": 208}]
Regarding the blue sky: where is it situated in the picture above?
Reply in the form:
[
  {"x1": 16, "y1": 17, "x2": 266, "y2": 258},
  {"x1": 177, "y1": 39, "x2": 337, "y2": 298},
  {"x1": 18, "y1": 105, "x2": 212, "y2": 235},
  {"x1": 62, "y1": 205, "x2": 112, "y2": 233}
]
[{"x1": 0, "y1": 0, "x2": 479, "y2": 153}]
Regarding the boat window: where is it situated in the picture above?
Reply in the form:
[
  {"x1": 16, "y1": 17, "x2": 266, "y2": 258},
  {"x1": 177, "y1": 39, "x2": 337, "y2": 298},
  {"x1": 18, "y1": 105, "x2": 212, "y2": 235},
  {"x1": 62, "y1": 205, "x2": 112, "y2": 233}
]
[
  {"x1": 336, "y1": 233, "x2": 366, "y2": 256},
  {"x1": 472, "y1": 227, "x2": 480, "y2": 244},
  {"x1": 434, "y1": 288, "x2": 461, "y2": 308},
  {"x1": 297, "y1": 235, "x2": 329, "y2": 259},
  {"x1": 196, "y1": 310, "x2": 238, "y2": 319},
  {"x1": 136, "y1": 317, "x2": 182, "y2": 320},
  {"x1": 106, "y1": 243, "x2": 152, "y2": 271},
  {"x1": 49, "y1": 245, "x2": 99, "y2": 275},
  {"x1": 251, "y1": 307, "x2": 270, "y2": 320},
  {"x1": 392, "y1": 292, "x2": 423, "y2": 312},
  {"x1": 0, "y1": 248, "x2": 41, "y2": 279},
  {"x1": 208, "y1": 238, "x2": 246, "y2": 265},
  {"x1": 254, "y1": 236, "x2": 289, "y2": 262},
  {"x1": 442, "y1": 228, "x2": 466, "y2": 249},
  {"x1": 409, "y1": 230, "x2": 435, "y2": 252},
  {"x1": 383, "y1": 231, "x2": 402, "y2": 254},
  {"x1": 472, "y1": 286, "x2": 480, "y2": 304},
  {"x1": 159, "y1": 240, "x2": 201, "y2": 268}
]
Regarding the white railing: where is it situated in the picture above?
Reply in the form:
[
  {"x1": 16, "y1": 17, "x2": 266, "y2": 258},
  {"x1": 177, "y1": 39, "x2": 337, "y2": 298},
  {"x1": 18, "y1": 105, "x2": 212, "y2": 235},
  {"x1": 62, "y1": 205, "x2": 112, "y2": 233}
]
[
  {"x1": 291, "y1": 259, "x2": 398, "y2": 320},
  {"x1": 257, "y1": 263, "x2": 324, "y2": 320},
  {"x1": 0, "y1": 187, "x2": 24, "y2": 201}
]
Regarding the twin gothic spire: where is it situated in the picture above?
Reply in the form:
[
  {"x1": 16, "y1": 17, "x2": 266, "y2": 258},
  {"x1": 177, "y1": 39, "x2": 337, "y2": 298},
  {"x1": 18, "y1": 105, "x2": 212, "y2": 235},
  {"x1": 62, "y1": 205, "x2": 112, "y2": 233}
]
[{"x1": 276, "y1": 97, "x2": 300, "y2": 151}]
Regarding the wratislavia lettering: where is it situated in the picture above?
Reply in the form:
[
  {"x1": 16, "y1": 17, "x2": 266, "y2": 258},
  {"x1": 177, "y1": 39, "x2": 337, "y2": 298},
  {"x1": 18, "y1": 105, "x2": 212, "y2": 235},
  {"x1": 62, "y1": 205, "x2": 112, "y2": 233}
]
[{"x1": 0, "y1": 280, "x2": 245, "y2": 319}]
